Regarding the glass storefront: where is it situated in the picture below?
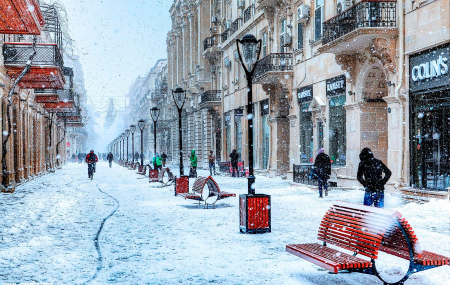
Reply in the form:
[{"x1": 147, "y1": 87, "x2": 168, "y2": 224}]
[
  {"x1": 326, "y1": 75, "x2": 347, "y2": 166},
  {"x1": 299, "y1": 103, "x2": 313, "y2": 163},
  {"x1": 329, "y1": 95, "x2": 346, "y2": 165},
  {"x1": 409, "y1": 43, "x2": 450, "y2": 190},
  {"x1": 411, "y1": 91, "x2": 450, "y2": 190}
]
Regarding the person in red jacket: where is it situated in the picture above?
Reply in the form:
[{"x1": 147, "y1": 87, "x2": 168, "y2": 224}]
[{"x1": 85, "y1": 149, "x2": 99, "y2": 173}]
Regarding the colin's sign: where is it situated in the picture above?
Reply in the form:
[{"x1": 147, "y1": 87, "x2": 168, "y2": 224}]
[{"x1": 410, "y1": 44, "x2": 450, "y2": 92}]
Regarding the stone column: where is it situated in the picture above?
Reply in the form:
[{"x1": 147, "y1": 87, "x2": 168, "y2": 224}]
[{"x1": 287, "y1": 114, "x2": 298, "y2": 180}]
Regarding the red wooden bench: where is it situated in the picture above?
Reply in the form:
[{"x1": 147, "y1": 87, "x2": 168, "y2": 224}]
[
  {"x1": 178, "y1": 176, "x2": 236, "y2": 208},
  {"x1": 286, "y1": 201, "x2": 450, "y2": 284}
]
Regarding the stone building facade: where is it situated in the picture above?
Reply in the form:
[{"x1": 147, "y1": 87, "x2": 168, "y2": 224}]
[
  {"x1": 0, "y1": 1, "x2": 86, "y2": 192},
  {"x1": 162, "y1": 0, "x2": 450, "y2": 194}
]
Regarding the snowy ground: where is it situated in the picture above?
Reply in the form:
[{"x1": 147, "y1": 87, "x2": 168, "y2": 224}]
[{"x1": 1, "y1": 161, "x2": 449, "y2": 285}]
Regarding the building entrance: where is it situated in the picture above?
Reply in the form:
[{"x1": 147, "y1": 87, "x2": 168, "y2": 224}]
[{"x1": 411, "y1": 91, "x2": 450, "y2": 190}]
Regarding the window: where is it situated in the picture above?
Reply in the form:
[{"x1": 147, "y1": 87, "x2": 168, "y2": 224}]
[
  {"x1": 281, "y1": 18, "x2": 286, "y2": 34},
  {"x1": 300, "y1": 103, "x2": 313, "y2": 163},
  {"x1": 315, "y1": 0, "x2": 324, "y2": 41},
  {"x1": 297, "y1": 23, "x2": 303, "y2": 50},
  {"x1": 262, "y1": 32, "x2": 267, "y2": 57},
  {"x1": 280, "y1": 19, "x2": 286, "y2": 52},
  {"x1": 329, "y1": 95, "x2": 346, "y2": 165}
]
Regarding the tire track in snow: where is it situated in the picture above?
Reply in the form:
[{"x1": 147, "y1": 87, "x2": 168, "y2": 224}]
[{"x1": 83, "y1": 184, "x2": 119, "y2": 284}]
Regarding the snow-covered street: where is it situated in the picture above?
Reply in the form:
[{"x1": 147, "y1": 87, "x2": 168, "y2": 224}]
[{"x1": 1, "y1": 162, "x2": 449, "y2": 284}]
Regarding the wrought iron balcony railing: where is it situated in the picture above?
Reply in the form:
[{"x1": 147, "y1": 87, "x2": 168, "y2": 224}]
[
  {"x1": 3, "y1": 43, "x2": 63, "y2": 67},
  {"x1": 253, "y1": 53, "x2": 294, "y2": 79},
  {"x1": 203, "y1": 35, "x2": 218, "y2": 51},
  {"x1": 322, "y1": 0, "x2": 397, "y2": 45},
  {"x1": 35, "y1": 89, "x2": 58, "y2": 95},
  {"x1": 244, "y1": 5, "x2": 254, "y2": 23},
  {"x1": 200, "y1": 90, "x2": 221, "y2": 105},
  {"x1": 221, "y1": 28, "x2": 231, "y2": 42},
  {"x1": 231, "y1": 18, "x2": 242, "y2": 35},
  {"x1": 57, "y1": 89, "x2": 74, "y2": 102}
]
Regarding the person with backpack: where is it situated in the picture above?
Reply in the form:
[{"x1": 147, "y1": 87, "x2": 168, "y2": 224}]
[
  {"x1": 189, "y1": 150, "x2": 198, "y2": 178},
  {"x1": 85, "y1": 150, "x2": 98, "y2": 177},
  {"x1": 357, "y1": 147, "x2": 392, "y2": 208},
  {"x1": 313, "y1": 148, "x2": 332, "y2": 198},
  {"x1": 152, "y1": 153, "x2": 163, "y2": 171}
]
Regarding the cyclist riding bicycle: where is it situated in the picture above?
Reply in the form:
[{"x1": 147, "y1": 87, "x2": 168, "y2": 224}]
[{"x1": 85, "y1": 150, "x2": 98, "y2": 176}]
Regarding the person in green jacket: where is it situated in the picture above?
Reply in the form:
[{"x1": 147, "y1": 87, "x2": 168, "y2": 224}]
[
  {"x1": 189, "y1": 149, "x2": 197, "y2": 177},
  {"x1": 152, "y1": 153, "x2": 163, "y2": 171}
]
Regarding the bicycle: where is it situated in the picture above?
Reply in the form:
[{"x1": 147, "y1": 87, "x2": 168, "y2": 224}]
[{"x1": 88, "y1": 162, "x2": 95, "y2": 180}]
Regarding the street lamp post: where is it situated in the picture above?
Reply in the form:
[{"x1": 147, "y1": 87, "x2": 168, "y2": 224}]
[
  {"x1": 236, "y1": 34, "x2": 271, "y2": 234},
  {"x1": 150, "y1": 107, "x2": 160, "y2": 165},
  {"x1": 236, "y1": 34, "x2": 262, "y2": 195},
  {"x1": 138, "y1": 119, "x2": 145, "y2": 167},
  {"x1": 125, "y1": 129, "x2": 130, "y2": 164},
  {"x1": 172, "y1": 87, "x2": 186, "y2": 176},
  {"x1": 130, "y1": 125, "x2": 136, "y2": 165}
]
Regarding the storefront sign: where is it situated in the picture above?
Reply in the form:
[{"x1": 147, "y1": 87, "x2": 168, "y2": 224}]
[
  {"x1": 297, "y1": 85, "x2": 313, "y2": 103},
  {"x1": 326, "y1": 75, "x2": 346, "y2": 96},
  {"x1": 235, "y1": 108, "x2": 244, "y2": 117},
  {"x1": 410, "y1": 44, "x2": 450, "y2": 92},
  {"x1": 260, "y1": 99, "x2": 269, "y2": 115},
  {"x1": 67, "y1": 142, "x2": 70, "y2": 148}
]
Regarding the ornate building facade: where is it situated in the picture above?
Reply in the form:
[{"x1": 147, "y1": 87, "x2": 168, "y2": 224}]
[
  {"x1": 142, "y1": 0, "x2": 450, "y2": 194},
  {"x1": 0, "y1": 1, "x2": 87, "y2": 192}
]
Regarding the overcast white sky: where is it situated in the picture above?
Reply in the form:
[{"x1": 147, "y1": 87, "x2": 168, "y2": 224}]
[
  {"x1": 57, "y1": 0, "x2": 172, "y2": 150},
  {"x1": 59, "y1": 0, "x2": 172, "y2": 111}
]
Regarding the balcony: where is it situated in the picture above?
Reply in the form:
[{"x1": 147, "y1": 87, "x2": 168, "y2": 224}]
[
  {"x1": 243, "y1": 5, "x2": 254, "y2": 23},
  {"x1": 221, "y1": 29, "x2": 231, "y2": 42},
  {"x1": 231, "y1": 18, "x2": 242, "y2": 35},
  {"x1": 199, "y1": 90, "x2": 221, "y2": 108},
  {"x1": 0, "y1": 0, "x2": 44, "y2": 35},
  {"x1": 203, "y1": 34, "x2": 221, "y2": 61},
  {"x1": 151, "y1": 91, "x2": 165, "y2": 103},
  {"x1": 2, "y1": 43, "x2": 65, "y2": 89},
  {"x1": 34, "y1": 89, "x2": 59, "y2": 103},
  {"x1": 253, "y1": 53, "x2": 294, "y2": 85},
  {"x1": 319, "y1": 0, "x2": 397, "y2": 54},
  {"x1": 257, "y1": 0, "x2": 283, "y2": 9}
]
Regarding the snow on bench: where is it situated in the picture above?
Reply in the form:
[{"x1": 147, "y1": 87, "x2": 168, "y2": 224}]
[
  {"x1": 178, "y1": 176, "x2": 236, "y2": 208},
  {"x1": 286, "y1": 201, "x2": 450, "y2": 284}
]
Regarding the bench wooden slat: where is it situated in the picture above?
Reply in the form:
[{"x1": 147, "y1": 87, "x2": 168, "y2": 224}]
[{"x1": 287, "y1": 243, "x2": 372, "y2": 274}]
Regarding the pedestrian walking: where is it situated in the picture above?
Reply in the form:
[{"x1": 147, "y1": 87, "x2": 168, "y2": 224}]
[
  {"x1": 208, "y1": 151, "x2": 216, "y2": 176},
  {"x1": 152, "y1": 153, "x2": 163, "y2": 171},
  {"x1": 161, "y1": 152, "x2": 168, "y2": 167},
  {"x1": 134, "y1": 152, "x2": 139, "y2": 162},
  {"x1": 357, "y1": 147, "x2": 392, "y2": 208},
  {"x1": 230, "y1": 149, "x2": 239, "y2": 177},
  {"x1": 71, "y1": 154, "x2": 76, "y2": 163},
  {"x1": 313, "y1": 148, "x2": 331, "y2": 198},
  {"x1": 107, "y1": 152, "x2": 114, "y2": 168},
  {"x1": 189, "y1": 150, "x2": 198, "y2": 178}
]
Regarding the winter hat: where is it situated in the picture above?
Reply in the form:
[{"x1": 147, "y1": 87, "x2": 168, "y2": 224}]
[
  {"x1": 318, "y1": 148, "x2": 325, "y2": 154},
  {"x1": 359, "y1": 147, "x2": 374, "y2": 161}
]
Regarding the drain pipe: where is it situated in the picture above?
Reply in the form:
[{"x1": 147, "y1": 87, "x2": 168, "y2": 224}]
[{"x1": 394, "y1": 0, "x2": 405, "y2": 189}]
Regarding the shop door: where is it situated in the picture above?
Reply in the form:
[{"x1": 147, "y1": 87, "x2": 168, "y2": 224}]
[
  {"x1": 262, "y1": 114, "x2": 270, "y2": 169},
  {"x1": 417, "y1": 109, "x2": 450, "y2": 190}
]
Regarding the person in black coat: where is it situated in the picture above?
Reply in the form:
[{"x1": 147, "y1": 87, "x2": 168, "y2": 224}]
[
  {"x1": 313, "y1": 148, "x2": 332, "y2": 198},
  {"x1": 357, "y1": 147, "x2": 392, "y2": 208},
  {"x1": 107, "y1": 152, "x2": 114, "y2": 168},
  {"x1": 230, "y1": 149, "x2": 239, "y2": 177}
]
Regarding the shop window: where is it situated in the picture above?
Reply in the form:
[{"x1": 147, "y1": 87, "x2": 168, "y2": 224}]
[
  {"x1": 300, "y1": 103, "x2": 313, "y2": 163},
  {"x1": 315, "y1": 0, "x2": 324, "y2": 41},
  {"x1": 329, "y1": 95, "x2": 346, "y2": 165}
]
